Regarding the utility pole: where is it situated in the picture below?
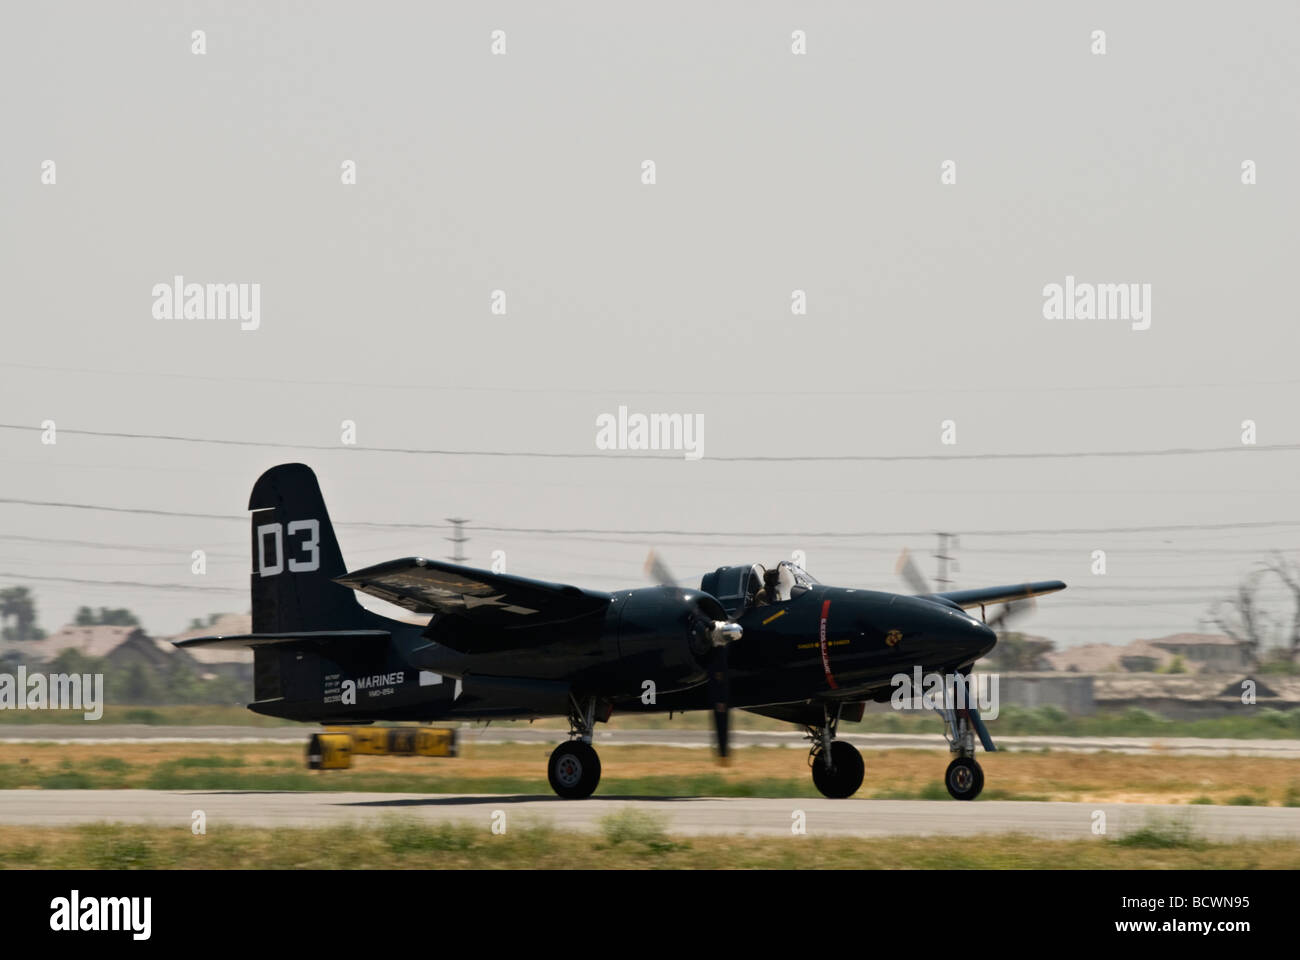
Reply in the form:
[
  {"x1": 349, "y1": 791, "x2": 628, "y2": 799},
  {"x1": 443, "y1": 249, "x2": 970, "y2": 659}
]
[
  {"x1": 934, "y1": 532, "x2": 959, "y2": 590},
  {"x1": 446, "y1": 518, "x2": 469, "y2": 564}
]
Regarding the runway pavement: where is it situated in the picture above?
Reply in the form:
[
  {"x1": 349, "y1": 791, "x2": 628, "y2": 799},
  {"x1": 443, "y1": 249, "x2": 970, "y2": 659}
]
[
  {"x1": 1, "y1": 790, "x2": 1297, "y2": 839},
  {"x1": 2, "y1": 724, "x2": 1299, "y2": 757}
]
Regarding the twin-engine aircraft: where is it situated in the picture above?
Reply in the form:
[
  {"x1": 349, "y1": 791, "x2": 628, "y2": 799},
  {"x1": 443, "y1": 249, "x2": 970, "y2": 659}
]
[{"x1": 178, "y1": 464, "x2": 1066, "y2": 801}]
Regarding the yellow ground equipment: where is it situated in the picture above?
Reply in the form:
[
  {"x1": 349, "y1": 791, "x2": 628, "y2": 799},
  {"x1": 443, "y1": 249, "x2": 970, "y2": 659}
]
[
  {"x1": 306, "y1": 732, "x2": 353, "y2": 770},
  {"x1": 307, "y1": 725, "x2": 458, "y2": 768}
]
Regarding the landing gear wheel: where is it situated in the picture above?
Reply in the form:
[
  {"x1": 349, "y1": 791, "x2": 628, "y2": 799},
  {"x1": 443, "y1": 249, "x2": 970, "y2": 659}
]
[
  {"x1": 945, "y1": 757, "x2": 984, "y2": 800},
  {"x1": 548, "y1": 741, "x2": 601, "y2": 799},
  {"x1": 810, "y1": 741, "x2": 865, "y2": 799}
]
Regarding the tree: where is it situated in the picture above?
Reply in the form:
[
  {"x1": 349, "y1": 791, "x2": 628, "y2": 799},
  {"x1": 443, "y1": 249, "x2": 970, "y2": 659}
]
[
  {"x1": 120, "y1": 662, "x2": 161, "y2": 704},
  {"x1": 47, "y1": 648, "x2": 105, "y2": 676},
  {"x1": 0, "y1": 586, "x2": 43, "y2": 642},
  {"x1": 73, "y1": 606, "x2": 140, "y2": 627},
  {"x1": 1262, "y1": 553, "x2": 1300, "y2": 661},
  {"x1": 1160, "y1": 655, "x2": 1188, "y2": 674},
  {"x1": 1206, "y1": 569, "x2": 1276, "y2": 666}
]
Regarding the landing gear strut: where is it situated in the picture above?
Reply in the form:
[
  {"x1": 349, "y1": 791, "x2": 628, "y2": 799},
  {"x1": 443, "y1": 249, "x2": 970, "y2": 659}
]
[
  {"x1": 806, "y1": 704, "x2": 864, "y2": 799},
  {"x1": 547, "y1": 695, "x2": 602, "y2": 799},
  {"x1": 938, "y1": 674, "x2": 984, "y2": 800}
]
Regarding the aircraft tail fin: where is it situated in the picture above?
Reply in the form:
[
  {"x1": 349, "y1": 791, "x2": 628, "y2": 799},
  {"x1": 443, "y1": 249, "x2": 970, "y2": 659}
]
[{"x1": 247, "y1": 463, "x2": 372, "y2": 634}]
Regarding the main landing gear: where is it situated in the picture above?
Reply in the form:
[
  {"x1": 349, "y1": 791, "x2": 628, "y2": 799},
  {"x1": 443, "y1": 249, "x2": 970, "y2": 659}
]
[
  {"x1": 806, "y1": 704, "x2": 864, "y2": 798},
  {"x1": 547, "y1": 695, "x2": 602, "y2": 799}
]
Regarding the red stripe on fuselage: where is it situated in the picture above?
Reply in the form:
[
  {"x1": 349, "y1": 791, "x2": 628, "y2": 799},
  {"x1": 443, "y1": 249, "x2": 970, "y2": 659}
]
[{"x1": 818, "y1": 599, "x2": 838, "y2": 690}]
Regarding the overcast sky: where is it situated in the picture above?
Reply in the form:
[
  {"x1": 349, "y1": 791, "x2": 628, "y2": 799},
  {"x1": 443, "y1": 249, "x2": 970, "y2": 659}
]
[{"x1": 2, "y1": 2, "x2": 1298, "y2": 647}]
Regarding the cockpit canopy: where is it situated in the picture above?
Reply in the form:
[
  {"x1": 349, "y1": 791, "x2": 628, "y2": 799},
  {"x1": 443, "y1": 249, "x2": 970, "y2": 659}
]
[{"x1": 700, "y1": 561, "x2": 818, "y2": 617}]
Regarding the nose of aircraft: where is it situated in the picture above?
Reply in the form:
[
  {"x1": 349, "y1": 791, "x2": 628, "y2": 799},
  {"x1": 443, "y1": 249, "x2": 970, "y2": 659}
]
[
  {"x1": 913, "y1": 599, "x2": 997, "y2": 660},
  {"x1": 966, "y1": 616, "x2": 998, "y2": 659}
]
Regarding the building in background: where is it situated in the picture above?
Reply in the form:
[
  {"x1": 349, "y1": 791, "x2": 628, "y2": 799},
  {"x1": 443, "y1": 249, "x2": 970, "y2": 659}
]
[
  {"x1": 3, "y1": 623, "x2": 181, "y2": 673},
  {"x1": 164, "y1": 613, "x2": 253, "y2": 684}
]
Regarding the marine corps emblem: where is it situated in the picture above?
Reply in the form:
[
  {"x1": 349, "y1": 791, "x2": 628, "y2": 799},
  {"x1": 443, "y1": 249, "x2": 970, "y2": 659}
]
[{"x1": 885, "y1": 629, "x2": 902, "y2": 647}]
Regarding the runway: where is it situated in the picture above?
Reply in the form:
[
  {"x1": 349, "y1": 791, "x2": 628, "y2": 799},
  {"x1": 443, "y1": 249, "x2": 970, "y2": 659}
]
[
  {"x1": 2, "y1": 790, "x2": 1298, "y2": 839},
  {"x1": 2, "y1": 724, "x2": 1298, "y2": 757}
]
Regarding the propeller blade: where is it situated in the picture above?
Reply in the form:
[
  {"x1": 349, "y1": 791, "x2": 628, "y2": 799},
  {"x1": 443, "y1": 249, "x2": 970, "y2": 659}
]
[
  {"x1": 895, "y1": 548, "x2": 932, "y2": 595},
  {"x1": 643, "y1": 550, "x2": 679, "y2": 589},
  {"x1": 643, "y1": 553, "x2": 736, "y2": 761},
  {"x1": 706, "y1": 643, "x2": 730, "y2": 761},
  {"x1": 987, "y1": 597, "x2": 1036, "y2": 631}
]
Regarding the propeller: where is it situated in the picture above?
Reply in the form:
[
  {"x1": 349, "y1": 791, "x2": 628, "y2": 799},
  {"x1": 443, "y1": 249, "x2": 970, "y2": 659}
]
[
  {"x1": 644, "y1": 550, "x2": 679, "y2": 590},
  {"x1": 985, "y1": 597, "x2": 1036, "y2": 632},
  {"x1": 703, "y1": 637, "x2": 731, "y2": 762},
  {"x1": 894, "y1": 548, "x2": 933, "y2": 595},
  {"x1": 895, "y1": 547, "x2": 1036, "y2": 633},
  {"x1": 645, "y1": 550, "x2": 741, "y2": 761}
]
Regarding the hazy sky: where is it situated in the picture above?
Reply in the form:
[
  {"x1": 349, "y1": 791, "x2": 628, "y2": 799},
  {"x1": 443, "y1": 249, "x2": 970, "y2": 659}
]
[{"x1": 2, "y1": 2, "x2": 1298, "y2": 647}]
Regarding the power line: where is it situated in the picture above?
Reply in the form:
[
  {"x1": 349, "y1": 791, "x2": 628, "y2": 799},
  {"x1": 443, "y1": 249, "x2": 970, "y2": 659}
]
[
  {"x1": 0, "y1": 533, "x2": 243, "y2": 557},
  {"x1": 0, "y1": 573, "x2": 242, "y2": 593},
  {"x1": 454, "y1": 520, "x2": 1300, "y2": 538},
  {"x1": 3, "y1": 495, "x2": 1300, "y2": 539},
  {"x1": 2, "y1": 423, "x2": 1297, "y2": 463},
  {"x1": 5, "y1": 360, "x2": 1297, "y2": 397},
  {"x1": 0, "y1": 497, "x2": 242, "y2": 522}
]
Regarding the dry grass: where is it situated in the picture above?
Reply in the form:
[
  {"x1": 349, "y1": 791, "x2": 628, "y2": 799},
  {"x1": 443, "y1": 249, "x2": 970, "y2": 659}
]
[
  {"x1": 0, "y1": 742, "x2": 1297, "y2": 805},
  {"x1": 0, "y1": 819, "x2": 1297, "y2": 869}
]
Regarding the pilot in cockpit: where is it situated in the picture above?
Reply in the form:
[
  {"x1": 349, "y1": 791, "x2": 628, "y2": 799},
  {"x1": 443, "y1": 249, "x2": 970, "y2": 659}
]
[
  {"x1": 773, "y1": 562, "x2": 797, "y2": 601},
  {"x1": 748, "y1": 561, "x2": 816, "y2": 609},
  {"x1": 758, "y1": 562, "x2": 814, "y2": 606}
]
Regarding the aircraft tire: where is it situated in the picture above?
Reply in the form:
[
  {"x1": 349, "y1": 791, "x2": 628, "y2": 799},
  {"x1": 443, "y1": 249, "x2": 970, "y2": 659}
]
[
  {"x1": 945, "y1": 757, "x2": 984, "y2": 800},
  {"x1": 548, "y1": 741, "x2": 602, "y2": 799},
  {"x1": 810, "y1": 741, "x2": 865, "y2": 798}
]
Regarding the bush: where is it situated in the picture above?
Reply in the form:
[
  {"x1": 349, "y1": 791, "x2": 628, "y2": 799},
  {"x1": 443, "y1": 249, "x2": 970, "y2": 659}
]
[
  {"x1": 1115, "y1": 818, "x2": 1204, "y2": 849},
  {"x1": 599, "y1": 809, "x2": 684, "y2": 853}
]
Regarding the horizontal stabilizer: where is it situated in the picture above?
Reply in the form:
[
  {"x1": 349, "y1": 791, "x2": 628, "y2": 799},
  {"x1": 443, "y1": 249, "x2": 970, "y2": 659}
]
[
  {"x1": 174, "y1": 630, "x2": 391, "y2": 650},
  {"x1": 335, "y1": 558, "x2": 610, "y2": 627}
]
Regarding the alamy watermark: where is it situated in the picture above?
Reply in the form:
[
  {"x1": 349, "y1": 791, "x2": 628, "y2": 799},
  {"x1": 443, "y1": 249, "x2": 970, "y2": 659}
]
[
  {"x1": 595, "y1": 405, "x2": 704, "y2": 460},
  {"x1": 0, "y1": 667, "x2": 104, "y2": 720},
  {"x1": 50, "y1": 890, "x2": 150, "y2": 940},
  {"x1": 151, "y1": 275, "x2": 260, "y2": 330},
  {"x1": 889, "y1": 668, "x2": 999, "y2": 719},
  {"x1": 1042, "y1": 275, "x2": 1151, "y2": 331}
]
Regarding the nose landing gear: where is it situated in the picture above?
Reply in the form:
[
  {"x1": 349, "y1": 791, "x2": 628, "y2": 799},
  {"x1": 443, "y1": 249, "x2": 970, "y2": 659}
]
[
  {"x1": 937, "y1": 673, "x2": 989, "y2": 800},
  {"x1": 944, "y1": 755, "x2": 984, "y2": 800}
]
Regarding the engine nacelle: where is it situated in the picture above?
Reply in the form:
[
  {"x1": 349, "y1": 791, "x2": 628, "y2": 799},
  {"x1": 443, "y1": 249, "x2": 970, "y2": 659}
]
[{"x1": 606, "y1": 586, "x2": 726, "y2": 698}]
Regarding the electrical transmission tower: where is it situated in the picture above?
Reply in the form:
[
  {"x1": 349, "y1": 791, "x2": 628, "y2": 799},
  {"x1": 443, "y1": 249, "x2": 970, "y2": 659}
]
[
  {"x1": 934, "y1": 532, "x2": 959, "y2": 590},
  {"x1": 446, "y1": 518, "x2": 470, "y2": 564}
]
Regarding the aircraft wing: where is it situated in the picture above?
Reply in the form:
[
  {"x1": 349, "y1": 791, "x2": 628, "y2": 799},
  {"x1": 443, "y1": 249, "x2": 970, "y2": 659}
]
[
  {"x1": 924, "y1": 580, "x2": 1066, "y2": 609},
  {"x1": 334, "y1": 557, "x2": 610, "y2": 627}
]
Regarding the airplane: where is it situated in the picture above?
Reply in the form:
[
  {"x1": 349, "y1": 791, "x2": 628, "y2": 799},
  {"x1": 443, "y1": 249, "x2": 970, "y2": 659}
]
[{"x1": 176, "y1": 463, "x2": 1066, "y2": 801}]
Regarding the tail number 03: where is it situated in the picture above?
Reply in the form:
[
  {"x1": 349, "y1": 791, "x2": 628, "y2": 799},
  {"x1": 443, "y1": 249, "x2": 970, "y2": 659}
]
[{"x1": 256, "y1": 520, "x2": 321, "y2": 576}]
